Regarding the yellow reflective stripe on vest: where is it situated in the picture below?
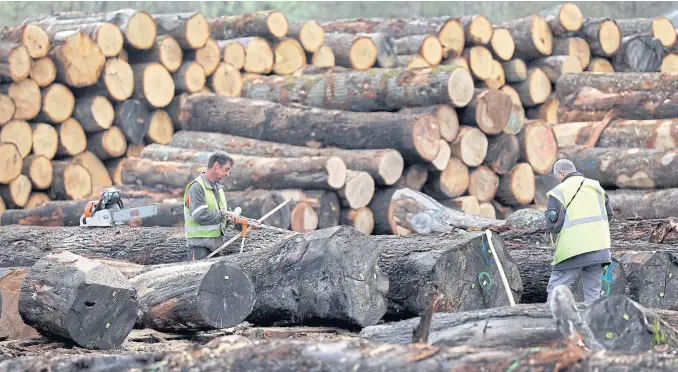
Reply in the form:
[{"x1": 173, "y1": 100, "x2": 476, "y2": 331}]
[
  {"x1": 561, "y1": 189, "x2": 608, "y2": 229},
  {"x1": 183, "y1": 175, "x2": 228, "y2": 238}
]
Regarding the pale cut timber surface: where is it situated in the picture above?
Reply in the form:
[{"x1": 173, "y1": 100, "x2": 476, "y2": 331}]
[
  {"x1": 0, "y1": 94, "x2": 15, "y2": 125},
  {"x1": 551, "y1": 119, "x2": 678, "y2": 150},
  {"x1": 0, "y1": 119, "x2": 32, "y2": 158},
  {"x1": 423, "y1": 157, "x2": 469, "y2": 199},
  {"x1": 286, "y1": 20, "x2": 325, "y2": 53},
  {"x1": 153, "y1": 12, "x2": 209, "y2": 50},
  {"x1": 500, "y1": 15, "x2": 553, "y2": 60},
  {"x1": 0, "y1": 142, "x2": 22, "y2": 184},
  {"x1": 529, "y1": 55, "x2": 582, "y2": 83},
  {"x1": 36, "y1": 83, "x2": 75, "y2": 124},
  {"x1": 552, "y1": 36, "x2": 591, "y2": 69},
  {"x1": 0, "y1": 41, "x2": 31, "y2": 82},
  {"x1": 0, "y1": 79, "x2": 41, "y2": 120},
  {"x1": 207, "y1": 10, "x2": 289, "y2": 39},
  {"x1": 48, "y1": 160, "x2": 92, "y2": 201},
  {"x1": 184, "y1": 38, "x2": 220, "y2": 76},
  {"x1": 72, "y1": 95, "x2": 115, "y2": 133},
  {"x1": 77, "y1": 57, "x2": 134, "y2": 102},
  {"x1": 399, "y1": 104, "x2": 459, "y2": 142},
  {"x1": 55, "y1": 117, "x2": 86, "y2": 157},
  {"x1": 42, "y1": 22, "x2": 124, "y2": 57},
  {"x1": 272, "y1": 38, "x2": 306, "y2": 75},
  {"x1": 490, "y1": 28, "x2": 515, "y2": 61},
  {"x1": 459, "y1": 14, "x2": 493, "y2": 46},
  {"x1": 29, "y1": 57, "x2": 57, "y2": 87},
  {"x1": 494, "y1": 162, "x2": 536, "y2": 206},
  {"x1": 462, "y1": 45, "x2": 493, "y2": 80},
  {"x1": 174, "y1": 61, "x2": 206, "y2": 93},
  {"x1": 49, "y1": 31, "x2": 106, "y2": 87},
  {"x1": 241, "y1": 64, "x2": 475, "y2": 111},
  {"x1": 458, "y1": 88, "x2": 512, "y2": 135},
  {"x1": 576, "y1": 18, "x2": 621, "y2": 57},
  {"x1": 526, "y1": 93, "x2": 559, "y2": 124},
  {"x1": 483, "y1": 133, "x2": 520, "y2": 175},
  {"x1": 587, "y1": 57, "x2": 614, "y2": 72},
  {"x1": 0, "y1": 24, "x2": 50, "y2": 58},
  {"x1": 217, "y1": 40, "x2": 245, "y2": 70},
  {"x1": 449, "y1": 125, "x2": 488, "y2": 167},
  {"x1": 517, "y1": 119, "x2": 559, "y2": 175},
  {"x1": 126, "y1": 35, "x2": 183, "y2": 73},
  {"x1": 538, "y1": 3, "x2": 583, "y2": 35},
  {"x1": 616, "y1": 17, "x2": 677, "y2": 48},
  {"x1": 511, "y1": 67, "x2": 552, "y2": 107}
]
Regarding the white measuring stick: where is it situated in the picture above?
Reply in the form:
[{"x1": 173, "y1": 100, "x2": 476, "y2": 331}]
[
  {"x1": 485, "y1": 229, "x2": 516, "y2": 306},
  {"x1": 206, "y1": 198, "x2": 294, "y2": 258}
]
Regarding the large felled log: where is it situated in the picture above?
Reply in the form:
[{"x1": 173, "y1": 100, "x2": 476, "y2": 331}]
[
  {"x1": 0, "y1": 41, "x2": 31, "y2": 82},
  {"x1": 0, "y1": 119, "x2": 31, "y2": 158},
  {"x1": 42, "y1": 22, "x2": 124, "y2": 57},
  {"x1": 423, "y1": 157, "x2": 469, "y2": 199},
  {"x1": 1, "y1": 199, "x2": 92, "y2": 227},
  {"x1": 129, "y1": 260, "x2": 254, "y2": 332},
  {"x1": 76, "y1": 57, "x2": 134, "y2": 102},
  {"x1": 208, "y1": 10, "x2": 288, "y2": 39},
  {"x1": 483, "y1": 133, "x2": 520, "y2": 175},
  {"x1": 558, "y1": 87, "x2": 678, "y2": 122},
  {"x1": 556, "y1": 72, "x2": 678, "y2": 98},
  {"x1": 552, "y1": 36, "x2": 591, "y2": 69},
  {"x1": 144, "y1": 109, "x2": 174, "y2": 145},
  {"x1": 35, "y1": 83, "x2": 75, "y2": 124},
  {"x1": 18, "y1": 251, "x2": 137, "y2": 349},
  {"x1": 48, "y1": 160, "x2": 92, "y2": 201},
  {"x1": 123, "y1": 155, "x2": 347, "y2": 191},
  {"x1": 611, "y1": 35, "x2": 664, "y2": 73},
  {"x1": 449, "y1": 125, "x2": 488, "y2": 167},
  {"x1": 0, "y1": 142, "x2": 21, "y2": 184},
  {"x1": 495, "y1": 162, "x2": 536, "y2": 206},
  {"x1": 153, "y1": 12, "x2": 209, "y2": 50},
  {"x1": 608, "y1": 189, "x2": 678, "y2": 219},
  {"x1": 208, "y1": 63, "x2": 241, "y2": 97},
  {"x1": 538, "y1": 3, "x2": 583, "y2": 35},
  {"x1": 321, "y1": 33, "x2": 377, "y2": 70},
  {"x1": 459, "y1": 88, "x2": 512, "y2": 134},
  {"x1": 399, "y1": 104, "x2": 459, "y2": 142},
  {"x1": 0, "y1": 267, "x2": 39, "y2": 340},
  {"x1": 180, "y1": 94, "x2": 440, "y2": 164},
  {"x1": 286, "y1": 20, "x2": 325, "y2": 53},
  {"x1": 616, "y1": 250, "x2": 678, "y2": 311},
  {"x1": 126, "y1": 35, "x2": 182, "y2": 73},
  {"x1": 86, "y1": 126, "x2": 127, "y2": 161},
  {"x1": 552, "y1": 119, "x2": 678, "y2": 150},
  {"x1": 489, "y1": 28, "x2": 515, "y2": 61},
  {"x1": 373, "y1": 229, "x2": 522, "y2": 319},
  {"x1": 395, "y1": 34, "x2": 442, "y2": 66},
  {"x1": 0, "y1": 174, "x2": 30, "y2": 208},
  {"x1": 72, "y1": 95, "x2": 114, "y2": 132},
  {"x1": 0, "y1": 78, "x2": 41, "y2": 120},
  {"x1": 517, "y1": 119, "x2": 558, "y2": 175},
  {"x1": 49, "y1": 31, "x2": 106, "y2": 87},
  {"x1": 114, "y1": 98, "x2": 150, "y2": 145},
  {"x1": 130, "y1": 62, "x2": 175, "y2": 108},
  {"x1": 616, "y1": 17, "x2": 677, "y2": 48},
  {"x1": 169, "y1": 131, "x2": 403, "y2": 186},
  {"x1": 462, "y1": 45, "x2": 493, "y2": 80},
  {"x1": 529, "y1": 55, "x2": 582, "y2": 83},
  {"x1": 241, "y1": 64, "x2": 475, "y2": 111},
  {"x1": 499, "y1": 15, "x2": 552, "y2": 60},
  {"x1": 389, "y1": 188, "x2": 505, "y2": 235},
  {"x1": 0, "y1": 24, "x2": 49, "y2": 58},
  {"x1": 576, "y1": 18, "x2": 621, "y2": 57},
  {"x1": 511, "y1": 67, "x2": 552, "y2": 107}
]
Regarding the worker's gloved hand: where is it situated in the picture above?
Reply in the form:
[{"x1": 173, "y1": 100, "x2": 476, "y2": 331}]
[{"x1": 222, "y1": 211, "x2": 241, "y2": 224}]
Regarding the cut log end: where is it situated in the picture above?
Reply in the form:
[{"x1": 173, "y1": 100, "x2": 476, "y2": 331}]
[
  {"x1": 1, "y1": 174, "x2": 30, "y2": 207},
  {"x1": 433, "y1": 157, "x2": 470, "y2": 198},
  {"x1": 145, "y1": 109, "x2": 174, "y2": 145},
  {"x1": 465, "y1": 45, "x2": 493, "y2": 80},
  {"x1": 195, "y1": 262, "x2": 256, "y2": 328},
  {"x1": 174, "y1": 62, "x2": 206, "y2": 94},
  {"x1": 587, "y1": 57, "x2": 614, "y2": 72},
  {"x1": 52, "y1": 32, "x2": 106, "y2": 87},
  {"x1": 291, "y1": 202, "x2": 319, "y2": 232},
  {"x1": 273, "y1": 39, "x2": 306, "y2": 75},
  {"x1": 412, "y1": 114, "x2": 442, "y2": 162},
  {"x1": 141, "y1": 63, "x2": 175, "y2": 108},
  {"x1": 90, "y1": 126, "x2": 127, "y2": 160},
  {"x1": 350, "y1": 37, "x2": 378, "y2": 70},
  {"x1": 568, "y1": 37, "x2": 591, "y2": 69},
  {"x1": 561, "y1": 55, "x2": 584, "y2": 75},
  {"x1": 482, "y1": 60, "x2": 505, "y2": 89},
  {"x1": 446, "y1": 67, "x2": 475, "y2": 107},
  {"x1": 502, "y1": 59, "x2": 527, "y2": 83},
  {"x1": 379, "y1": 150, "x2": 405, "y2": 186},
  {"x1": 158, "y1": 36, "x2": 183, "y2": 73},
  {"x1": 57, "y1": 118, "x2": 87, "y2": 157},
  {"x1": 341, "y1": 207, "x2": 374, "y2": 235},
  {"x1": 6, "y1": 78, "x2": 41, "y2": 120},
  {"x1": 194, "y1": 39, "x2": 221, "y2": 76},
  {"x1": 58, "y1": 162, "x2": 93, "y2": 200},
  {"x1": 478, "y1": 202, "x2": 496, "y2": 219},
  {"x1": 522, "y1": 120, "x2": 559, "y2": 175},
  {"x1": 598, "y1": 20, "x2": 622, "y2": 56},
  {"x1": 24, "y1": 155, "x2": 52, "y2": 189},
  {"x1": 102, "y1": 58, "x2": 134, "y2": 101},
  {"x1": 243, "y1": 37, "x2": 274, "y2": 74},
  {"x1": 0, "y1": 142, "x2": 22, "y2": 184},
  {"x1": 24, "y1": 192, "x2": 51, "y2": 209},
  {"x1": 1, "y1": 119, "x2": 32, "y2": 158},
  {"x1": 326, "y1": 156, "x2": 348, "y2": 190},
  {"x1": 95, "y1": 23, "x2": 125, "y2": 57},
  {"x1": 519, "y1": 68, "x2": 552, "y2": 106},
  {"x1": 441, "y1": 195, "x2": 480, "y2": 215},
  {"x1": 31, "y1": 123, "x2": 58, "y2": 160},
  {"x1": 559, "y1": 3, "x2": 584, "y2": 33},
  {"x1": 41, "y1": 83, "x2": 75, "y2": 123},
  {"x1": 126, "y1": 11, "x2": 158, "y2": 50},
  {"x1": 29, "y1": 57, "x2": 57, "y2": 87},
  {"x1": 467, "y1": 15, "x2": 494, "y2": 45},
  {"x1": 183, "y1": 13, "x2": 210, "y2": 50},
  {"x1": 505, "y1": 103, "x2": 526, "y2": 135},
  {"x1": 7, "y1": 44, "x2": 31, "y2": 82},
  {"x1": 452, "y1": 126, "x2": 488, "y2": 167},
  {"x1": 266, "y1": 10, "x2": 289, "y2": 38},
  {"x1": 661, "y1": 54, "x2": 678, "y2": 73},
  {"x1": 438, "y1": 19, "x2": 464, "y2": 57},
  {"x1": 222, "y1": 42, "x2": 245, "y2": 70},
  {"x1": 468, "y1": 165, "x2": 499, "y2": 203},
  {"x1": 210, "y1": 63, "x2": 242, "y2": 97},
  {"x1": 86, "y1": 96, "x2": 115, "y2": 132},
  {"x1": 653, "y1": 16, "x2": 677, "y2": 47},
  {"x1": 491, "y1": 28, "x2": 515, "y2": 61},
  {"x1": 21, "y1": 24, "x2": 50, "y2": 58},
  {"x1": 420, "y1": 35, "x2": 443, "y2": 66},
  {"x1": 298, "y1": 20, "x2": 325, "y2": 53},
  {"x1": 499, "y1": 163, "x2": 536, "y2": 206},
  {"x1": 474, "y1": 89, "x2": 513, "y2": 135},
  {"x1": 341, "y1": 171, "x2": 375, "y2": 209},
  {"x1": 312, "y1": 45, "x2": 335, "y2": 67},
  {"x1": 434, "y1": 105, "x2": 460, "y2": 142},
  {"x1": 0, "y1": 94, "x2": 15, "y2": 125},
  {"x1": 430, "y1": 139, "x2": 451, "y2": 171},
  {"x1": 531, "y1": 15, "x2": 553, "y2": 56}
]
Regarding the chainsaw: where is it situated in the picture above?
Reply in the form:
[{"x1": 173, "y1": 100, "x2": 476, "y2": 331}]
[{"x1": 79, "y1": 188, "x2": 159, "y2": 227}]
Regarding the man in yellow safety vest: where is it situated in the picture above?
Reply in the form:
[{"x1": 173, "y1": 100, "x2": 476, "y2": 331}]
[
  {"x1": 544, "y1": 159, "x2": 614, "y2": 304},
  {"x1": 183, "y1": 152, "x2": 256, "y2": 260}
]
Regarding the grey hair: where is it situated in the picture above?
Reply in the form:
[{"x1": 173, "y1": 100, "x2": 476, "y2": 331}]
[
  {"x1": 207, "y1": 152, "x2": 234, "y2": 168},
  {"x1": 553, "y1": 159, "x2": 577, "y2": 176}
]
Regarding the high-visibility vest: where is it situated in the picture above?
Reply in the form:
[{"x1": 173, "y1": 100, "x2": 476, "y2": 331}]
[
  {"x1": 546, "y1": 175, "x2": 611, "y2": 265},
  {"x1": 183, "y1": 175, "x2": 228, "y2": 238}
]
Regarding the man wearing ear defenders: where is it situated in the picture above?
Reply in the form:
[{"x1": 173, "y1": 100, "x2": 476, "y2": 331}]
[{"x1": 544, "y1": 159, "x2": 614, "y2": 304}]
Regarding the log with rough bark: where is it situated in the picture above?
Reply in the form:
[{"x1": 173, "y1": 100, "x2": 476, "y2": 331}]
[
  {"x1": 286, "y1": 20, "x2": 325, "y2": 53},
  {"x1": 48, "y1": 160, "x2": 92, "y2": 201},
  {"x1": 529, "y1": 55, "x2": 582, "y2": 83},
  {"x1": 0, "y1": 174, "x2": 30, "y2": 208},
  {"x1": 398, "y1": 104, "x2": 458, "y2": 142},
  {"x1": 30, "y1": 123, "x2": 58, "y2": 160},
  {"x1": 72, "y1": 95, "x2": 114, "y2": 133},
  {"x1": 180, "y1": 94, "x2": 441, "y2": 164},
  {"x1": 576, "y1": 18, "x2": 621, "y2": 57},
  {"x1": 483, "y1": 133, "x2": 520, "y2": 175},
  {"x1": 42, "y1": 22, "x2": 124, "y2": 58},
  {"x1": 76, "y1": 57, "x2": 134, "y2": 102},
  {"x1": 126, "y1": 35, "x2": 182, "y2": 73},
  {"x1": 49, "y1": 31, "x2": 106, "y2": 87},
  {"x1": 241, "y1": 64, "x2": 475, "y2": 110},
  {"x1": 373, "y1": 228, "x2": 522, "y2": 319},
  {"x1": 388, "y1": 188, "x2": 505, "y2": 235},
  {"x1": 511, "y1": 67, "x2": 552, "y2": 107},
  {"x1": 0, "y1": 267, "x2": 39, "y2": 340},
  {"x1": 552, "y1": 36, "x2": 591, "y2": 69},
  {"x1": 614, "y1": 250, "x2": 678, "y2": 311},
  {"x1": 169, "y1": 131, "x2": 404, "y2": 186},
  {"x1": 556, "y1": 72, "x2": 678, "y2": 98},
  {"x1": 0, "y1": 119, "x2": 31, "y2": 158},
  {"x1": 500, "y1": 15, "x2": 552, "y2": 60},
  {"x1": 616, "y1": 17, "x2": 677, "y2": 48},
  {"x1": 131, "y1": 62, "x2": 175, "y2": 108},
  {"x1": 587, "y1": 57, "x2": 614, "y2": 72},
  {"x1": 459, "y1": 88, "x2": 512, "y2": 135},
  {"x1": 502, "y1": 58, "x2": 527, "y2": 83},
  {"x1": 395, "y1": 34, "x2": 442, "y2": 66},
  {"x1": 423, "y1": 157, "x2": 469, "y2": 199},
  {"x1": 35, "y1": 83, "x2": 75, "y2": 124},
  {"x1": 0, "y1": 93, "x2": 14, "y2": 125},
  {"x1": 208, "y1": 10, "x2": 288, "y2": 40},
  {"x1": 396, "y1": 164, "x2": 428, "y2": 191},
  {"x1": 338, "y1": 170, "x2": 375, "y2": 209},
  {"x1": 495, "y1": 162, "x2": 536, "y2": 206},
  {"x1": 18, "y1": 251, "x2": 137, "y2": 349},
  {"x1": 462, "y1": 45, "x2": 493, "y2": 80},
  {"x1": 86, "y1": 126, "x2": 127, "y2": 161},
  {"x1": 608, "y1": 189, "x2": 678, "y2": 219},
  {"x1": 552, "y1": 119, "x2": 678, "y2": 150},
  {"x1": 439, "y1": 195, "x2": 481, "y2": 216},
  {"x1": 129, "y1": 260, "x2": 255, "y2": 332},
  {"x1": 172, "y1": 61, "x2": 205, "y2": 94},
  {"x1": 538, "y1": 3, "x2": 583, "y2": 35},
  {"x1": 153, "y1": 12, "x2": 209, "y2": 50},
  {"x1": 0, "y1": 79, "x2": 41, "y2": 120},
  {"x1": 611, "y1": 35, "x2": 664, "y2": 73},
  {"x1": 517, "y1": 119, "x2": 559, "y2": 175},
  {"x1": 0, "y1": 24, "x2": 49, "y2": 58},
  {"x1": 0, "y1": 41, "x2": 31, "y2": 82},
  {"x1": 123, "y1": 155, "x2": 347, "y2": 192},
  {"x1": 534, "y1": 174, "x2": 558, "y2": 206},
  {"x1": 184, "y1": 38, "x2": 220, "y2": 76},
  {"x1": 21, "y1": 155, "x2": 52, "y2": 190},
  {"x1": 467, "y1": 165, "x2": 499, "y2": 203},
  {"x1": 340, "y1": 207, "x2": 374, "y2": 235},
  {"x1": 114, "y1": 98, "x2": 150, "y2": 145},
  {"x1": 226, "y1": 189, "x2": 293, "y2": 229},
  {"x1": 490, "y1": 28, "x2": 515, "y2": 61},
  {"x1": 558, "y1": 87, "x2": 678, "y2": 122},
  {"x1": 449, "y1": 125, "x2": 488, "y2": 167},
  {"x1": 0, "y1": 199, "x2": 91, "y2": 227},
  {"x1": 395, "y1": 54, "x2": 430, "y2": 69},
  {"x1": 0, "y1": 142, "x2": 22, "y2": 184},
  {"x1": 526, "y1": 93, "x2": 559, "y2": 123},
  {"x1": 322, "y1": 33, "x2": 377, "y2": 70}
]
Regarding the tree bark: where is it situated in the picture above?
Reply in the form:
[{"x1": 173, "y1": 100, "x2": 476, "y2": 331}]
[
  {"x1": 502, "y1": 58, "x2": 527, "y2": 83},
  {"x1": 0, "y1": 24, "x2": 50, "y2": 58},
  {"x1": 48, "y1": 160, "x2": 92, "y2": 201},
  {"x1": 399, "y1": 104, "x2": 459, "y2": 142},
  {"x1": 458, "y1": 88, "x2": 513, "y2": 134},
  {"x1": 611, "y1": 35, "x2": 664, "y2": 73},
  {"x1": 556, "y1": 72, "x2": 678, "y2": 99},
  {"x1": 495, "y1": 163, "x2": 536, "y2": 206},
  {"x1": 617, "y1": 250, "x2": 678, "y2": 311},
  {"x1": 558, "y1": 87, "x2": 678, "y2": 122},
  {"x1": 534, "y1": 174, "x2": 558, "y2": 206},
  {"x1": 0, "y1": 267, "x2": 39, "y2": 340},
  {"x1": 0, "y1": 142, "x2": 22, "y2": 184},
  {"x1": 575, "y1": 18, "x2": 621, "y2": 57},
  {"x1": 286, "y1": 20, "x2": 325, "y2": 53},
  {"x1": 0, "y1": 79, "x2": 41, "y2": 120},
  {"x1": 180, "y1": 94, "x2": 441, "y2": 164},
  {"x1": 395, "y1": 34, "x2": 442, "y2": 66},
  {"x1": 552, "y1": 119, "x2": 678, "y2": 150},
  {"x1": 510, "y1": 67, "x2": 552, "y2": 107},
  {"x1": 207, "y1": 10, "x2": 289, "y2": 39},
  {"x1": 528, "y1": 55, "x2": 582, "y2": 83},
  {"x1": 49, "y1": 31, "x2": 106, "y2": 87},
  {"x1": 18, "y1": 251, "x2": 137, "y2": 349},
  {"x1": 0, "y1": 41, "x2": 31, "y2": 82},
  {"x1": 388, "y1": 188, "x2": 505, "y2": 235},
  {"x1": 129, "y1": 260, "x2": 255, "y2": 332},
  {"x1": 240, "y1": 64, "x2": 475, "y2": 111},
  {"x1": 517, "y1": 119, "x2": 559, "y2": 175},
  {"x1": 153, "y1": 12, "x2": 209, "y2": 50},
  {"x1": 616, "y1": 17, "x2": 677, "y2": 48},
  {"x1": 526, "y1": 93, "x2": 559, "y2": 123},
  {"x1": 126, "y1": 35, "x2": 183, "y2": 73},
  {"x1": 483, "y1": 133, "x2": 520, "y2": 175},
  {"x1": 499, "y1": 15, "x2": 552, "y2": 60},
  {"x1": 559, "y1": 146, "x2": 678, "y2": 189},
  {"x1": 123, "y1": 155, "x2": 347, "y2": 192},
  {"x1": 42, "y1": 22, "x2": 123, "y2": 57},
  {"x1": 538, "y1": 3, "x2": 583, "y2": 35},
  {"x1": 114, "y1": 98, "x2": 151, "y2": 146},
  {"x1": 552, "y1": 36, "x2": 591, "y2": 69},
  {"x1": 608, "y1": 189, "x2": 678, "y2": 219}
]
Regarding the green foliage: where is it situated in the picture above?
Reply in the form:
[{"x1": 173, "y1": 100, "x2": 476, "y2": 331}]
[{"x1": 651, "y1": 319, "x2": 668, "y2": 348}]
